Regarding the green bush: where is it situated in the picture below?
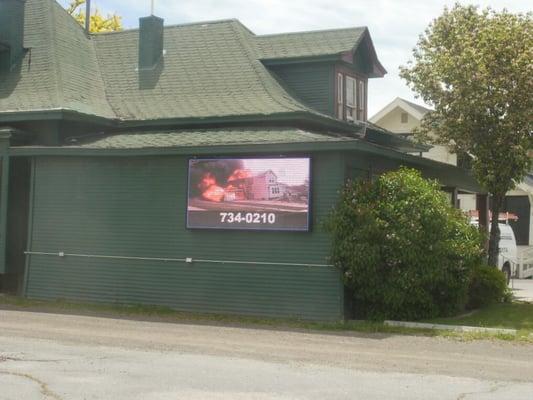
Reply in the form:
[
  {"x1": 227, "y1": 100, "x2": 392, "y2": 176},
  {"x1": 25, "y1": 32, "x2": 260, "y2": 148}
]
[
  {"x1": 467, "y1": 265, "x2": 512, "y2": 309},
  {"x1": 326, "y1": 168, "x2": 484, "y2": 321}
]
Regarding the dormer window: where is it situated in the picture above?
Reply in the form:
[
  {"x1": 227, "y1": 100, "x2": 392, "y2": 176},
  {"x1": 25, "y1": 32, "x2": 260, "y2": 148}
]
[
  {"x1": 358, "y1": 81, "x2": 365, "y2": 120},
  {"x1": 345, "y1": 76, "x2": 357, "y2": 121},
  {"x1": 336, "y1": 73, "x2": 344, "y2": 119},
  {"x1": 336, "y1": 70, "x2": 367, "y2": 122}
]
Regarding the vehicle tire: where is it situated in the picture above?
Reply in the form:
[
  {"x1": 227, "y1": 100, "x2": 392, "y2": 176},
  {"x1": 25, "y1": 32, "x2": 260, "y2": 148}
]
[{"x1": 502, "y1": 263, "x2": 511, "y2": 285}]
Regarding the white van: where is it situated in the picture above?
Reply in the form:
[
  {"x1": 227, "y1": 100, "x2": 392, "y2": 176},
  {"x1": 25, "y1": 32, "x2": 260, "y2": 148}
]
[
  {"x1": 496, "y1": 223, "x2": 517, "y2": 283},
  {"x1": 471, "y1": 219, "x2": 517, "y2": 283}
]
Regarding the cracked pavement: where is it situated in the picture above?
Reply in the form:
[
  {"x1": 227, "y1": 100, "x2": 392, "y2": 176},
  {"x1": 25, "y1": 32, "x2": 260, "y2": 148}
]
[{"x1": 0, "y1": 309, "x2": 532, "y2": 399}]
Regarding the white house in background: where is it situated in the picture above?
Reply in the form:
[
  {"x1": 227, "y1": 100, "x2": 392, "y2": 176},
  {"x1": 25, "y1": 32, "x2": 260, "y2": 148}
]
[
  {"x1": 250, "y1": 170, "x2": 284, "y2": 200},
  {"x1": 369, "y1": 97, "x2": 457, "y2": 165},
  {"x1": 370, "y1": 97, "x2": 533, "y2": 247}
]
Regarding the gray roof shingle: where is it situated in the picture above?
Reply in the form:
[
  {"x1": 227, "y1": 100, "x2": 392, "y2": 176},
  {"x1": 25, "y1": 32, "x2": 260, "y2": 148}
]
[
  {"x1": 255, "y1": 27, "x2": 366, "y2": 60},
  {"x1": 0, "y1": 0, "x2": 115, "y2": 118},
  {"x1": 0, "y1": 0, "x2": 377, "y2": 125},
  {"x1": 66, "y1": 127, "x2": 355, "y2": 149},
  {"x1": 92, "y1": 20, "x2": 312, "y2": 121}
]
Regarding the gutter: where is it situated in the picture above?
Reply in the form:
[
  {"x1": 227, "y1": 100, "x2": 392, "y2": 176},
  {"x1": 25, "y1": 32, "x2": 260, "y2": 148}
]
[
  {"x1": 117, "y1": 111, "x2": 363, "y2": 134},
  {"x1": 9, "y1": 134, "x2": 483, "y2": 192},
  {"x1": 7, "y1": 135, "x2": 476, "y2": 171},
  {"x1": 0, "y1": 109, "x2": 118, "y2": 126},
  {"x1": 0, "y1": 109, "x2": 361, "y2": 136}
]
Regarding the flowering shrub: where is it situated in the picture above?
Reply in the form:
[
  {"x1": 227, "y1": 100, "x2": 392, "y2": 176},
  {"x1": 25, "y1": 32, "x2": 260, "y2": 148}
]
[{"x1": 326, "y1": 168, "x2": 484, "y2": 320}]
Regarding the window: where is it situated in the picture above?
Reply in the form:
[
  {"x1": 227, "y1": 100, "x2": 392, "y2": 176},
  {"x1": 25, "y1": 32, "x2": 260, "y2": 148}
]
[
  {"x1": 336, "y1": 73, "x2": 344, "y2": 119},
  {"x1": 358, "y1": 81, "x2": 365, "y2": 120},
  {"x1": 336, "y1": 72, "x2": 366, "y2": 123},
  {"x1": 345, "y1": 76, "x2": 357, "y2": 121},
  {"x1": 401, "y1": 112, "x2": 408, "y2": 123}
]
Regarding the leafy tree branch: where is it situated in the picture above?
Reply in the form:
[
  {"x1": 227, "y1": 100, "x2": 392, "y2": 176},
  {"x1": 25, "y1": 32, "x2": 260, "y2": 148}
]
[{"x1": 400, "y1": 4, "x2": 532, "y2": 266}]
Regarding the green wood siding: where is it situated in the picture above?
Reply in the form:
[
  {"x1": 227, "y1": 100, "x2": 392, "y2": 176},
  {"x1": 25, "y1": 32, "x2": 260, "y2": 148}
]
[
  {"x1": 270, "y1": 63, "x2": 335, "y2": 116},
  {"x1": 24, "y1": 153, "x2": 345, "y2": 320},
  {"x1": 4, "y1": 158, "x2": 30, "y2": 293}
]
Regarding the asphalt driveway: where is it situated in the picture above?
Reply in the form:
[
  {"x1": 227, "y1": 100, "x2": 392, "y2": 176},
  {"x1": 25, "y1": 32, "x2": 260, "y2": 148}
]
[
  {"x1": 1, "y1": 310, "x2": 533, "y2": 399},
  {"x1": 511, "y1": 279, "x2": 533, "y2": 302}
]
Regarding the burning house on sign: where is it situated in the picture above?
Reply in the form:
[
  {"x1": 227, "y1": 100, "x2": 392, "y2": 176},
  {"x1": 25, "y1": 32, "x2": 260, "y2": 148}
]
[
  {"x1": 188, "y1": 158, "x2": 310, "y2": 210},
  {"x1": 198, "y1": 169, "x2": 283, "y2": 202},
  {"x1": 187, "y1": 158, "x2": 310, "y2": 230}
]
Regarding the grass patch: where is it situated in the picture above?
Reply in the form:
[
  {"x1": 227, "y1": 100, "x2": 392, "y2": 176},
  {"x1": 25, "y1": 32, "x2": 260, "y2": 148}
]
[
  {"x1": 0, "y1": 294, "x2": 418, "y2": 333},
  {"x1": 426, "y1": 302, "x2": 533, "y2": 340},
  {"x1": 1, "y1": 295, "x2": 531, "y2": 343},
  {"x1": 427, "y1": 302, "x2": 533, "y2": 330}
]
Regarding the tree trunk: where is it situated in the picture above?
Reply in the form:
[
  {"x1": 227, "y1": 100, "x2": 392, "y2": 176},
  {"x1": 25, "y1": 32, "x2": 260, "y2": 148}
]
[{"x1": 487, "y1": 193, "x2": 504, "y2": 267}]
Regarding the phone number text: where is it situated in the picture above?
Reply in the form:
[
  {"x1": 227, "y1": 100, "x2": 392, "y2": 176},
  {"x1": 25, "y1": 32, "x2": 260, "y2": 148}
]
[{"x1": 220, "y1": 212, "x2": 276, "y2": 224}]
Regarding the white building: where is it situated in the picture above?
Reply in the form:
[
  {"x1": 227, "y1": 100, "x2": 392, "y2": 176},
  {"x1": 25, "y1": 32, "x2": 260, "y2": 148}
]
[
  {"x1": 370, "y1": 97, "x2": 533, "y2": 247},
  {"x1": 250, "y1": 170, "x2": 284, "y2": 200},
  {"x1": 369, "y1": 97, "x2": 457, "y2": 165}
]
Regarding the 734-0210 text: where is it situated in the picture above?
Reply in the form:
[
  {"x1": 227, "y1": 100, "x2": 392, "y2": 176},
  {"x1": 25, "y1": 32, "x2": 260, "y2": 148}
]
[{"x1": 220, "y1": 212, "x2": 276, "y2": 224}]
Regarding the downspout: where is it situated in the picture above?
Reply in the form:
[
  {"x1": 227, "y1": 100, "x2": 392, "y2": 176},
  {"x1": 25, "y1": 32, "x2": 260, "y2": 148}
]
[
  {"x1": 0, "y1": 129, "x2": 11, "y2": 274},
  {"x1": 528, "y1": 193, "x2": 533, "y2": 246}
]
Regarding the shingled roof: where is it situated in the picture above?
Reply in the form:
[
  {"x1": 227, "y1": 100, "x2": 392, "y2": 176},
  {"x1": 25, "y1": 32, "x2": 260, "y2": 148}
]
[
  {"x1": 255, "y1": 27, "x2": 367, "y2": 59},
  {"x1": 0, "y1": 0, "x2": 115, "y2": 119},
  {"x1": 65, "y1": 127, "x2": 355, "y2": 149},
  {"x1": 0, "y1": 0, "x2": 383, "y2": 128},
  {"x1": 92, "y1": 20, "x2": 317, "y2": 121}
]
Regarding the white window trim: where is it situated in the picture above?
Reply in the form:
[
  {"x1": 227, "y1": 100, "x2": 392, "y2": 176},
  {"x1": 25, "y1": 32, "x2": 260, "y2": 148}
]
[
  {"x1": 337, "y1": 73, "x2": 343, "y2": 103},
  {"x1": 345, "y1": 76, "x2": 357, "y2": 121},
  {"x1": 358, "y1": 80, "x2": 365, "y2": 120},
  {"x1": 337, "y1": 73, "x2": 366, "y2": 122},
  {"x1": 337, "y1": 73, "x2": 344, "y2": 119}
]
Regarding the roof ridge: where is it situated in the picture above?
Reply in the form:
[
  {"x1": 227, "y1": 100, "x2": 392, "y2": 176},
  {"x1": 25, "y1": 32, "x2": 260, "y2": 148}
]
[
  {"x1": 228, "y1": 21, "x2": 305, "y2": 114},
  {"x1": 256, "y1": 26, "x2": 366, "y2": 38},
  {"x1": 51, "y1": 0, "x2": 89, "y2": 36},
  {"x1": 89, "y1": 33, "x2": 119, "y2": 119},
  {"x1": 48, "y1": 0, "x2": 65, "y2": 107},
  {"x1": 399, "y1": 98, "x2": 432, "y2": 112},
  {"x1": 49, "y1": 0, "x2": 116, "y2": 119}
]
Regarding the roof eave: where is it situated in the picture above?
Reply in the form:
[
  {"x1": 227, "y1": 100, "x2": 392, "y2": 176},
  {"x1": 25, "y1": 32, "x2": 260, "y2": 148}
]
[
  {"x1": 118, "y1": 111, "x2": 365, "y2": 134},
  {"x1": 9, "y1": 134, "x2": 482, "y2": 192},
  {"x1": 351, "y1": 28, "x2": 387, "y2": 78},
  {"x1": 363, "y1": 128, "x2": 428, "y2": 153},
  {"x1": 0, "y1": 109, "x2": 118, "y2": 126}
]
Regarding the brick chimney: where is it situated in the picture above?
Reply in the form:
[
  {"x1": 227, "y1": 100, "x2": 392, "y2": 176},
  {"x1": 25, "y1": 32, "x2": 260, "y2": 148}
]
[{"x1": 0, "y1": 0, "x2": 26, "y2": 71}]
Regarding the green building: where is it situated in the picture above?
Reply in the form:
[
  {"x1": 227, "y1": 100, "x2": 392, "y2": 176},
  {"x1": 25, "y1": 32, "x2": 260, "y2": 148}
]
[{"x1": 0, "y1": 0, "x2": 484, "y2": 320}]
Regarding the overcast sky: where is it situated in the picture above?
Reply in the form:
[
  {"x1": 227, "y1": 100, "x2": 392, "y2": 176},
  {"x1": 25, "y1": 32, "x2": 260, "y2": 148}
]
[{"x1": 60, "y1": 0, "x2": 530, "y2": 116}]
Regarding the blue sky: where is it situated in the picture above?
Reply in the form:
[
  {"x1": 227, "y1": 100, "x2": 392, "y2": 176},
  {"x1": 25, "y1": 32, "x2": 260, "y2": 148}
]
[{"x1": 59, "y1": 0, "x2": 530, "y2": 116}]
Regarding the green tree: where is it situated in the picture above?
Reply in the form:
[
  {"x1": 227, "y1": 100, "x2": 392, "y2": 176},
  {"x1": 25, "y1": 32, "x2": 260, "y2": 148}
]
[
  {"x1": 400, "y1": 4, "x2": 532, "y2": 266},
  {"x1": 325, "y1": 168, "x2": 483, "y2": 320},
  {"x1": 66, "y1": 0, "x2": 122, "y2": 33}
]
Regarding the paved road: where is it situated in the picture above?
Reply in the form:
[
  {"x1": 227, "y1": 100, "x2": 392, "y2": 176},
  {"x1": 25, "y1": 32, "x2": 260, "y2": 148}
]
[
  {"x1": 1, "y1": 310, "x2": 533, "y2": 399},
  {"x1": 511, "y1": 278, "x2": 533, "y2": 302}
]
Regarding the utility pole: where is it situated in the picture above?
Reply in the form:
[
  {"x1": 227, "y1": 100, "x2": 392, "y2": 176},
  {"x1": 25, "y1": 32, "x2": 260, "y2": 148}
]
[{"x1": 85, "y1": 0, "x2": 91, "y2": 33}]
